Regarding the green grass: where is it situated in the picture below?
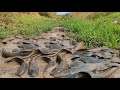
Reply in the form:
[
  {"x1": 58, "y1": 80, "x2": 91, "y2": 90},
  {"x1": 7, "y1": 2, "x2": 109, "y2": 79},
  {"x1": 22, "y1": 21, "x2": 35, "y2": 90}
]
[
  {"x1": 0, "y1": 12, "x2": 120, "y2": 48},
  {"x1": 0, "y1": 14, "x2": 57, "y2": 39},
  {"x1": 16, "y1": 15, "x2": 57, "y2": 37},
  {"x1": 59, "y1": 12, "x2": 120, "y2": 48}
]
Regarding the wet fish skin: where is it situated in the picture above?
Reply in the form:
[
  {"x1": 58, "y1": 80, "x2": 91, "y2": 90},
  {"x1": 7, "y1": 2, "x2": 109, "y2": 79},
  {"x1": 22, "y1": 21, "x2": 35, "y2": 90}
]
[
  {"x1": 65, "y1": 72, "x2": 92, "y2": 78},
  {"x1": 2, "y1": 56, "x2": 28, "y2": 76},
  {"x1": 72, "y1": 51, "x2": 94, "y2": 59},
  {"x1": 65, "y1": 74, "x2": 80, "y2": 78},
  {"x1": 38, "y1": 47, "x2": 52, "y2": 55},
  {"x1": 2, "y1": 48, "x2": 20, "y2": 58},
  {"x1": 16, "y1": 61, "x2": 28, "y2": 76},
  {"x1": 44, "y1": 58, "x2": 54, "y2": 72},
  {"x1": 70, "y1": 60, "x2": 84, "y2": 67},
  {"x1": 17, "y1": 40, "x2": 33, "y2": 44},
  {"x1": 78, "y1": 56, "x2": 104, "y2": 63},
  {"x1": 95, "y1": 51, "x2": 112, "y2": 59},
  {"x1": 51, "y1": 61, "x2": 64, "y2": 75},
  {"x1": 51, "y1": 55, "x2": 68, "y2": 76},
  {"x1": 28, "y1": 61, "x2": 39, "y2": 77},
  {"x1": 46, "y1": 43, "x2": 63, "y2": 50},
  {"x1": 28, "y1": 56, "x2": 39, "y2": 77},
  {"x1": 2, "y1": 48, "x2": 32, "y2": 58},
  {"x1": 18, "y1": 43, "x2": 38, "y2": 50},
  {"x1": 53, "y1": 63, "x2": 106, "y2": 77}
]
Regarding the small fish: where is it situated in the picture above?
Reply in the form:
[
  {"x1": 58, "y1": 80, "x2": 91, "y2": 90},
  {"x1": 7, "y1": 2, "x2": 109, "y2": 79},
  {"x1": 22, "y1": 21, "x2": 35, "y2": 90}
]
[
  {"x1": 28, "y1": 55, "x2": 39, "y2": 77},
  {"x1": 53, "y1": 63, "x2": 101, "y2": 78},
  {"x1": 95, "y1": 51, "x2": 112, "y2": 59},
  {"x1": 51, "y1": 55, "x2": 68, "y2": 76},
  {"x1": 43, "y1": 57, "x2": 54, "y2": 72},
  {"x1": 16, "y1": 61, "x2": 28, "y2": 76},
  {"x1": 78, "y1": 56, "x2": 103, "y2": 63},
  {"x1": 2, "y1": 48, "x2": 32, "y2": 58},
  {"x1": 38, "y1": 47, "x2": 52, "y2": 55},
  {"x1": 3, "y1": 57, "x2": 28, "y2": 76}
]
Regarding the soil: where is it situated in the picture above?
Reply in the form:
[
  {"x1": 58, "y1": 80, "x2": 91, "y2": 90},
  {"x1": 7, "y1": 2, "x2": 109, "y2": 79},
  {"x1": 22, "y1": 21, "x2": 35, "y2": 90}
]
[
  {"x1": 0, "y1": 26, "x2": 73, "y2": 78},
  {"x1": 0, "y1": 26, "x2": 120, "y2": 78}
]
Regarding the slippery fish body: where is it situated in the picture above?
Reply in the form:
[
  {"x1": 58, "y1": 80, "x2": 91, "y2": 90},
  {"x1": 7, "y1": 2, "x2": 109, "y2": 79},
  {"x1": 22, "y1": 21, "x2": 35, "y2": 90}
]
[
  {"x1": 16, "y1": 61, "x2": 28, "y2": 76},
  {"x1": 76, "y1": 56, "x2": 104, "y2": 63},
  {"x1": 2, "y1": 48, "x2": 32, "y2": 58},
  {"x1": 65, "y1": 72, "x2": 92, "y2": 78},
  {"x1": 43, "y1": 57, "x2": 54, "y2": 72},
  {"x1": 95, "y1": 51, "x2": 112, "y2": 59},
  {"x1": 19, "y1": 43, "x2": 52, "y2": 55},
  {"x1": 46, "y1": 43, "x2": 63, "y2": 50},
  {"x1": 4, "y1": 57, "x2": 28, "y2": 76},
  {"x1": 18, "y1": 43, "x2": 38, "y2": 50},
  {"x1": 38, "y1": 47, "x2": 52, "y2": 55},
  {"x1": 65, "y1": 73, "x2": 80, "y2": 78},
  {"x1": 28, "y1": 56, "x2": 39, "y2": 77},
  {"x1": 72, "y1": 51, "x2": 94, "y2": 59},
  {"x1": 51, "y1": 55, "x2": 68, "y2": 76},
  {"x1": 17, "y1": 40, "x2": 33, "y2": 44},
  {"x1": 28, "y1": 61, "x2": 39, "y2": 77},
  {"x1": 53, "y1": 63, "x2": 110, "y2": 78}
]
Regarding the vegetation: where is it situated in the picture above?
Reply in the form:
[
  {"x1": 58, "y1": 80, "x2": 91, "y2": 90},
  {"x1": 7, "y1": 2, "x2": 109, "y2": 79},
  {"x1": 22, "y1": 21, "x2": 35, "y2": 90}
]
[
  {"x1": 0, "y1": 12, "x2": 57, "y2": 38},
  {"x1": 0, "y1": 12, "x2": 120, "y2": 48},
  {"x1": 59, "y1": 12, "x2": 120, "y2": 48}
]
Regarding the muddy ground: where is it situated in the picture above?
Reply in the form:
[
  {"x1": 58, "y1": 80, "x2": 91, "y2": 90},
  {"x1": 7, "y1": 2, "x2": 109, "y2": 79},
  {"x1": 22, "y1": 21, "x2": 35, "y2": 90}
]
[
  {"x1": 0, "y1": 27, "x2": 120, "y2": 78},
  {"x1": 0, "y1": 27, "x2": 74, "y2": 78}
]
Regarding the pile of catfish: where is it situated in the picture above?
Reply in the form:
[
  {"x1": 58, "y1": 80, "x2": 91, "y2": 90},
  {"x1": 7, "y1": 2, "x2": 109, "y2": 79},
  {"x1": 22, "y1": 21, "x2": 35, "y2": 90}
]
[{"x1": 0, "y1": 27, "x2": 120, "y2": 78}]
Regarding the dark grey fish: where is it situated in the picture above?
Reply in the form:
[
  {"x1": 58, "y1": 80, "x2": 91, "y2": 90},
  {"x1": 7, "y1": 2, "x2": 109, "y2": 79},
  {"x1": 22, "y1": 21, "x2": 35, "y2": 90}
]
[
  {"x1": 65, "y1": 72, "x2": 92, "y2": 78},
  {"x1": 78, "y1": 56, "x2": 104, "y2": 63},
  {"x1": 17, "y1": 40, "x2": 33, "y2": 44},
  {"x1": 19, "y1": 43, "x2": 52, "y2": 55},
  {"x1": 43, "y1": 57, "x2": 54, "y2": 72},
  {"x1": 5, "y1": 57, "x2": 28, "y2": 76},
  {"x1": 18, "y1": 43, "x2": 38, "y2": 50},
  {"x1": 53, "y1": 63, "x2": 106, "y2": 77},
  {"x1": 51, "y1": 55, "x2": 68, "y2": 76},
  {"x1": 95, "y1": 51, "x2": 112, "y2": 59},
  {"x1": 70, "y1": 60, "x2": 84, "y2": 67},
  {"x1": 2, "y1": 48, "x2": 32, "y2": 58},
  {"x1": 38, "y1": 47, "x2": 52, "y2": 55},
  {"x1": 65, "y1": 73, "x2": 80, "y2": 78},
  {"x1": 46, "y1": 43, "x2": 63, "y2": 50},
  {"x1": 18, "y1": 49, "x2": 33, "y2": 56},
  {"x1": 72, "y1": 51, "x2": 95, "y2": 60},
  {"x1": 28, "y1": 56, "x2": 39, "y2": 77},
  {"x1": 16, "y1": 61, "x2": 28, "y2": 76}
]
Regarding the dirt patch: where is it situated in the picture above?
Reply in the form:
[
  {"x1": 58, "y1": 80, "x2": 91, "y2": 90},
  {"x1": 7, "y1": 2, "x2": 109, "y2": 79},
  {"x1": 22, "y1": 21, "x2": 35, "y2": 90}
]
[
  {"x1": 0, "y1": 26, "x2": 74, "y2": 78},
  {"x1": 0, "y1": 27, "x2": 120, "y2": 78}
]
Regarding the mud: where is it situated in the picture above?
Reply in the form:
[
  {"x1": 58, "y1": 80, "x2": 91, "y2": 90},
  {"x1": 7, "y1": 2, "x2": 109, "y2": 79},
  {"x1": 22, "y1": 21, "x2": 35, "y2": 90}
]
[{"x1": 0, "y1": 27, "x2": 120, "y2": 78}]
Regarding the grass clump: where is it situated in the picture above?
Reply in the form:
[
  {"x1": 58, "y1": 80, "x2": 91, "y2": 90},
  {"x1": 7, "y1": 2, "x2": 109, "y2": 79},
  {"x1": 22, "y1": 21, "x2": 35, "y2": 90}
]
[
  {"x1": 59, "y1": 13, "x2": 120, "y2": 48},
  {"x1": 0, "y1": 12, "x2": 57, "y2": 39},
  {"x1": 0, "y1": 12, "x2": 120, "y2": 48},
  {"x1": 15, "y1": 15, "x2": 57, "y2": 37}
]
